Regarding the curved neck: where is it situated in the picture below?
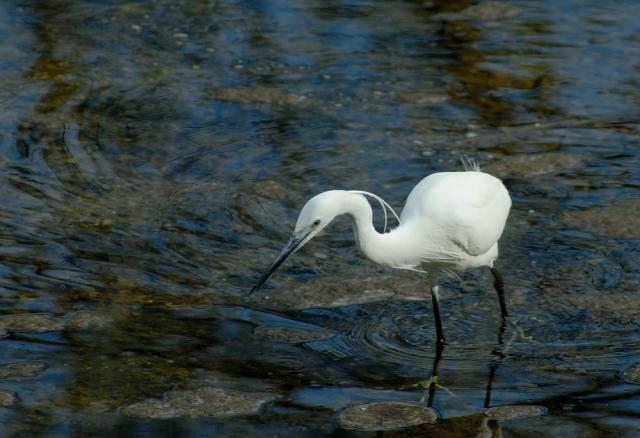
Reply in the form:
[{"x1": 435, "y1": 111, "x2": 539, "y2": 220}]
[{"x1": 340, "y1": 193, "x2": 416, "y2": 269}]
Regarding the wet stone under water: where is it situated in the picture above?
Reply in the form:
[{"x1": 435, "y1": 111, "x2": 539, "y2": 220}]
[
  {"x1": 0, "y1": 391, "x2": 17, "y2": 408},
  {"x1": 620, "y1": 364, "x2": 640, "y2": 385},
  {"x1": 562, "y1": 199, "x2": 640, "y2": 240},
  {"x1": 121, "y1": 387, "x2": 280, "y2": 419},
  {"x1": 0, "y1": 314, "x2": 66, "y2": 333},
  {"x1": 335, "y1": 402, "x2": 438, "y2": 431},
  {"x1": 0, "y1": 362, "x2": 48, "y2": 380},
  {"x1": 253, "y1": 325, "x2": 336, "y2": 344},
  {"x1": 483, "y1": 152, "x2": 592, "y2": 179},
  {"x1": 484, "y1": 405, "x2": 548, "y2": 421}
]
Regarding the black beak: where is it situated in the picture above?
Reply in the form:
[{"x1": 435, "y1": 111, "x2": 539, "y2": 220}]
[{"x1": 250, "y1": 233, "x2": 306, "y2": 294}]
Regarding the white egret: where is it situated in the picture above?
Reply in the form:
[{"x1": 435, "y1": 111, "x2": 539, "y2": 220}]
[{"x1": 251, "y1": 167, "x2": 512, "y2": 345}]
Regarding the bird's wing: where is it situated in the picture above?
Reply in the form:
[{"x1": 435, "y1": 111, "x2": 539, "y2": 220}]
[
  {"x1": 448, "y1": 179, "x2": 511, "y2": 256},
  {"x1": 402, "y1": 172, "x2": 511, "y2": 257}
]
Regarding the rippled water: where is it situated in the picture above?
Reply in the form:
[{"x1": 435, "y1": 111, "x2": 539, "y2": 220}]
[{"x1": 1, "y1": 0, "x2": 640, "y2": 436}]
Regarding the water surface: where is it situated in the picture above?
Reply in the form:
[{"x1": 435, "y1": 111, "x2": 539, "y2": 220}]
[{"x1": 1, "y1": 0, "x2": 639, "y2": 436}]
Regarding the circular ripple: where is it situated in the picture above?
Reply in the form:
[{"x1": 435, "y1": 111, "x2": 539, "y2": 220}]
[
  {"x1": 306, "y1": 303, "x2": 640, "y2": 382},
  {"x1": 329, "y1": 316, "x2": 435, "y2": 368},
  {"x1": 308, "y1": 307, "x2": 506, "y2": 377}
]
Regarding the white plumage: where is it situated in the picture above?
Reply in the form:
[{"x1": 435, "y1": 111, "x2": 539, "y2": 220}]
[
  {"x1": 251, "y1": 169, "x2": 512, "y2": 345},
  {"x1": 398, "y1": 171, "x2": 511, "y2": 270}
]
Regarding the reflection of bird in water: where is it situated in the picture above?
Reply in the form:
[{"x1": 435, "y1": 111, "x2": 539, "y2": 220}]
[{"x1": 251, "y1": 164, "x2": 511, "y2": 346}]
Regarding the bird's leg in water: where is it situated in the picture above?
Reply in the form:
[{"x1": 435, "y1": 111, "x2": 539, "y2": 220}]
[
  {"x1": 490, "y1": 267, "x2": 508, "y2": 318},
  {"x1": 484, "y1": 318, "x2": 507, "y2": 408},
  {"x1": 431, "y1": 285, "x2": 446, "y2": 346},
  {"x1": 427, "y1": 340, "x2": 446, "y2": 408},
  {"x1": 407, "y1": 335, "x2": 447, "y2": 409}
]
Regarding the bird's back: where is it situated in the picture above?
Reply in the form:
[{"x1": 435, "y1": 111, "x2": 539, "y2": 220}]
[{"x1": 400, "y1": 171, "x2": 511, "y2": 259}]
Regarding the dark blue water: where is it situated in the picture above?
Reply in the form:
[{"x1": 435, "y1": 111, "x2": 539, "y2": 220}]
[{"x1": 0, "y1": 0, "x2": 639, "y2": 435}]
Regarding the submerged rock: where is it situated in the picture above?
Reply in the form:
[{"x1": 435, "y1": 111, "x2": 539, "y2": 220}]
[
  {"x1": 562, "y1": 199, "x2": 640, "y2": 239},
  {"x1": 253, "y1": 325, "x2": 336, "y2": 344},
  {"x1": 249, "y1": 180, "x2": 288, "y2": 201},
  {"x1": 395, "y1": 92, "x2": 449, "y2": 106},
  {"x1": 483, "y1": 152, "x2": 590, "y2": 179},
  {"x1": 208, "y1": 87, "x2": 308, "y2": 106},
  {"x1": 0, "y1": 361, "x2": 48, "y2": 379},
  {"x1": 435, "y1": 1, "x2": 519, "y2": 21},
  {"x1": 620, "y1": 363, "x2": 640, "y2": 384},
  {"x1": 0, "y1": 390, "x2": 17, "y2": 407},
  {"x1": 335, "y1": 402, "x2": 437, "y2": 431},
  {"x1": 121, "y1": 386, "x2": 279, "y2": 419},
  {"x1": 252, "y1": 274, "x2": 427, "y2": 310},
  {"x1": 484, "y1": 405, "x2": 547, "y2": 421},
  {"x1": 0, "y1": 314, "x2": 65, "y2": 333},
  {"x1": 64, "y1": 310, "x2": 113, "y2": 331}
]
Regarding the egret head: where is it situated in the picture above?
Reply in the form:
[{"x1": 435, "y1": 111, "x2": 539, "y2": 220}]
[{"x1": 251, "y1": 190, "x2": 345, "y2": 293}]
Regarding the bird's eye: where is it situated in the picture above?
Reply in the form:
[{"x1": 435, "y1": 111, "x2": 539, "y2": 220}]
[{"x1": 312, "y1": 219, "x2": 321, "y2": 227}]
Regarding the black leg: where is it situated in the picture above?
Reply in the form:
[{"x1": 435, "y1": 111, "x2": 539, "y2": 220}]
[
  {"x1": 490, "y1": 267, "x2": 508, "y2": 318},
  {"x1": 431, "y1": 285, "x2": 446, "y2": 346},
  {"x1": 427, "y1": 339, "x2": 446, "y2": 408},
  {"x1": 483, "y1": 318, "x2": 507, "y2": 408}
]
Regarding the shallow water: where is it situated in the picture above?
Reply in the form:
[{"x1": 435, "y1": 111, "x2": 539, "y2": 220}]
[{"x1": 1, "y1": 0, "x2": 640, "y2": 436}]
